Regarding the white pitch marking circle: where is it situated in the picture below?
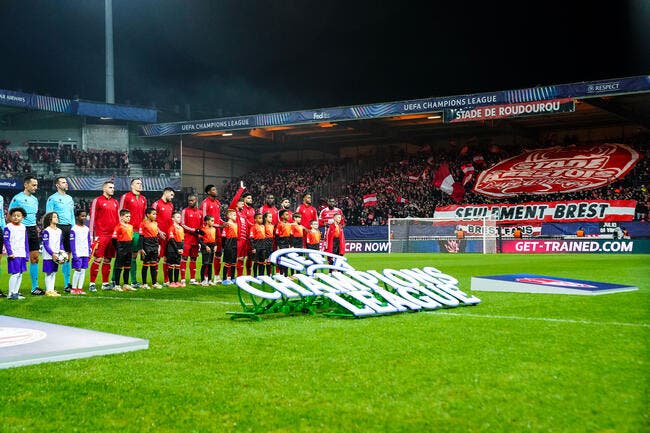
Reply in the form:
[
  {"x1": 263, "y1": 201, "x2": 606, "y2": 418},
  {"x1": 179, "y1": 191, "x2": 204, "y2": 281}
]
[{"x1": 0, "y1": 327, "x2": 47, "y2": 348}]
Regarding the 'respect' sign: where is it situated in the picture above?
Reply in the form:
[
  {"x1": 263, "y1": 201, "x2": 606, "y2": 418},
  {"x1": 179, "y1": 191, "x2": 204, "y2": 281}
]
[
  {"x1": 229, "y1": 249, "x2": 480, "y2": 319},
  {"x1": 473, "y1": 143, "x2": 640, "y2": 198}
]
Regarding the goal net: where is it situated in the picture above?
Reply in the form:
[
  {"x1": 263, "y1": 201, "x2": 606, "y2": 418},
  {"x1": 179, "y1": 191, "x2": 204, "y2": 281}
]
[{"x1": 388, "y1": 217, "x2": 499, "y2": 254}]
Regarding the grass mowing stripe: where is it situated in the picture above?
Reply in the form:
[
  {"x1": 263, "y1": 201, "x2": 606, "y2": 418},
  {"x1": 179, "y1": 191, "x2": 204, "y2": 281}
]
[
  {"x1": 60, "y1": 296, "x2": 650, "y2": 327},
  {"x1": 433, "y1": 310, "x2": 650, "y2": 328}
]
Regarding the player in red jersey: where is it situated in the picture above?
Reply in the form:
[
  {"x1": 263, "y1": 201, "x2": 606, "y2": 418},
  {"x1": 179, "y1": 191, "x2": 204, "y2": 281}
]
[
  {"x1": 201, "y1": 184, "x2": 225, "y2": 284},
  {"x1": 241, "y1": 192, "x2": 256, "y2": 275},
  {"x1": 180, "y1": 194, "x2": 203, "y2": 285},
  {"x1": 296, "y1": 193, "x2": 318, "y2": 230},
  {"x1": 279, "y1": 198, "x2": 293, "y2": 223},
  {"x1": 318, "y1": 197, "x2": 345, "y2": 227},
  {"x1": 152, "y1": 187, "x2": 174, "y2": 285},
  {"x1": 229, "y1": 182, "x2": 251, "y2": 277},
  {"x1": 258, "y1": 194, "x2": 279, "y2": 225},
  {"x1": 119, "y1": 178, "x2": 147, "y2": 287},
  {"x1": 88, "y1": 181, "x2": 120, "y2": 291}
]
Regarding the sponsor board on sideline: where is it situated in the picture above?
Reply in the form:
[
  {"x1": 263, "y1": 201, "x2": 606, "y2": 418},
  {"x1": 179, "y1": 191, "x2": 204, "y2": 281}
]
[
  {"x1": 471, "y1": 274, "x2": 637, "y2": 295},
  {"x1": 0, "y1": 316, "x2": 148, "y2": 369},
  {"x1": 500, "y1": 239, "x2": 650, "y2": 254}
]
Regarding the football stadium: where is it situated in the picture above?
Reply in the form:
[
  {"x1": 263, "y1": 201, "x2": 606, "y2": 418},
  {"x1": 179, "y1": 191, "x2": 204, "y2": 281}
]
[
  {"x1": 1, "y1": 74, "x2": 648, "y2": 432},
  {"x1": 1, "y1": 4, "x2": 649, "y2": 432}
]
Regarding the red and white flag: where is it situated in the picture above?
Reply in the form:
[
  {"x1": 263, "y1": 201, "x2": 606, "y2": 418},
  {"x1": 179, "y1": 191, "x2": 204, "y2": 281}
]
[
  {"x1": 397, "y1": 196, "x2": 409, "y2": 204},
  {"x1": 433, "y1": 163, "x2": 465, "y2": 203},
  {"x1": 363, "y1": 193, "x2": 377, "y2": 207},
  {"x1": 461, "y1": 163, "x2": 475, "y2": 186}
]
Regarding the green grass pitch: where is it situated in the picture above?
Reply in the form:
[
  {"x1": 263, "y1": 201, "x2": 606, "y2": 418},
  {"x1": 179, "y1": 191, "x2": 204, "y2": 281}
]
[{"x1": 0, "y1": 253, "x2": 648, "y2": 433}]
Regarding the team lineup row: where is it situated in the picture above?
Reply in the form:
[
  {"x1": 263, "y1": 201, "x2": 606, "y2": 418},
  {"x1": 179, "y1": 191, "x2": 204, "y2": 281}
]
[{"x1": 1, "y1": 176, "x2": 346, "y2": 299}]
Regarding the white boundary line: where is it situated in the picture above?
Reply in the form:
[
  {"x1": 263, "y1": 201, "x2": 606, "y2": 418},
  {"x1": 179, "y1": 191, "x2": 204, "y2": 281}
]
[{"x1": 434, "y1": 311, "x2": 650, "y2": 328}]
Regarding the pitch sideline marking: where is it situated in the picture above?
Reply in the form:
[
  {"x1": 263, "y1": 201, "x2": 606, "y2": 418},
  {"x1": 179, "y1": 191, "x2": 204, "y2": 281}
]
[
  {"x1": 59, "y1": 296, "x2": 649, "y2": 328},
  {"x1": 433, "y1": 311, "x2": 650, "y2": 328}
]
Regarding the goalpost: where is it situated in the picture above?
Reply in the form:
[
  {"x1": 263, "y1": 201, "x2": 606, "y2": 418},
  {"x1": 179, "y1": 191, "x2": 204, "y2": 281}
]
[{"x1": 388, "y1": 216, "x2": 499, "y2": 254}]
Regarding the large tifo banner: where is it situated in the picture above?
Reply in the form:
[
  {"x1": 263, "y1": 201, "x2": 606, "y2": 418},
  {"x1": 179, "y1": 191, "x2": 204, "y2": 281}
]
[
  {"x1": 473, "y1": 143, "x2": 640, "y2": 198},
  {"x1": 434, "y1": 200, "x2": 637, "y2": 223}
]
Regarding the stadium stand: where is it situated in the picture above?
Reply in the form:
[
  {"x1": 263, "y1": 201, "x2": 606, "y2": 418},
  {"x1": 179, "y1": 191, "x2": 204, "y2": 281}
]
[
  {"x1": 0, "y1": 140, "x2": 176, "y2": 179},
  {"x1": 220, "y1": 132, "x2": 649, "y2": 224}
]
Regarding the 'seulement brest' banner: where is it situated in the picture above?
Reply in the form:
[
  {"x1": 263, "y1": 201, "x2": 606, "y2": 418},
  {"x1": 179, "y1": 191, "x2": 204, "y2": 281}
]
[{"x1": 434, "y1": 200, "x2": 637, "y2": 223}]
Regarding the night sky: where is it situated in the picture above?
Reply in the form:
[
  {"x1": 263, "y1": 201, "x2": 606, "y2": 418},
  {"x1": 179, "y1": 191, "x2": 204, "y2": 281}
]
[{"x1": 1, "y1": 0, "x2": 648, "y2": 119}]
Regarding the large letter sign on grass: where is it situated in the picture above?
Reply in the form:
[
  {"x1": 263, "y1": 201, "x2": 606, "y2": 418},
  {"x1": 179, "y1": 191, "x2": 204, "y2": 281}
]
[{"x1": 227, "y1": 249, "x2": 480, "y2": 320}]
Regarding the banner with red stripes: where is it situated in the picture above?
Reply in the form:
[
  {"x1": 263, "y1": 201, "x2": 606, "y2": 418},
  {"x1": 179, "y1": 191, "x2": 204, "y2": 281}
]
[{"x1": 434, "y1": 200, "x2": 637, "y2": 223}]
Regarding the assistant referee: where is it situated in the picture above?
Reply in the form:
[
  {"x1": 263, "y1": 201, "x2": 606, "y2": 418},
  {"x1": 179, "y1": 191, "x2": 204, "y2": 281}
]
[{"x1": 46, "y1": 176, "x2": 75, "y2": 292}]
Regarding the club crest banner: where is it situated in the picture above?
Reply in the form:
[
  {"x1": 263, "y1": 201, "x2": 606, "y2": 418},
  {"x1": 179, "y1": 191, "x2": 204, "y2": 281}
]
[{"x1": 473, "y1": 143, "x2": 640, "y2": 198}]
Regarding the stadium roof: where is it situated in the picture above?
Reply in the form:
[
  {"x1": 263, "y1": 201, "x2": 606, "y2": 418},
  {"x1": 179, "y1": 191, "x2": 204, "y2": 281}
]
[
  {"x1": 139, "y1": 75, "x2": 650, "y2": 157},
  {"x1": 0, "y1": 88, "x2": 157, "y2": 123}
]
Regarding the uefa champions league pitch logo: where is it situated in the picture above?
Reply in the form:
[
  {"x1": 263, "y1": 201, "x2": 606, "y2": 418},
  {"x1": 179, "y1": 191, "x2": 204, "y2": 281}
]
[{"x1": 228, "y1": 249, "x2": 480, "y2": 320}]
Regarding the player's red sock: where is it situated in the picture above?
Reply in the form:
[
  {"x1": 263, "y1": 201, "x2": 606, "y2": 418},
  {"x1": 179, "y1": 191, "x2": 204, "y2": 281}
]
[
  {"x1": 101, "y1": 263, "x2": 111, "y2": 283},
  {"x1": 213, "y1": 257, "x2": 221, "y2": 279},
  {"x1": 245, "y1": 258, "x2": 252, "y2": 276},
  {"x1": 189, "y1": 260, "x2": 197, "y2": 280},
  {"x1": 162, "y1": 262, "x2": 169, "y2": 283},
  {"x1": 180, "y1": 259, "x2": 187, "y2": 281},
  {"x1": 236, "y1": 259, "x2": 244, "y2": 277},
  {"x1": 90, "y1": 261, "x2": 100, "y2": 284}
]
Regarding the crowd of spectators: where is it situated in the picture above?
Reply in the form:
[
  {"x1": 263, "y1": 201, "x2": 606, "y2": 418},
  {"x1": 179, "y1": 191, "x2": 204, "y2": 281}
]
[
  {"x1": 0, "y1": 148, "x2": 32, "y2": 176},
  {"x1": 131, "y1": 148, "x2": 180, "y2": 171},
  {"x1": 20, "y1": 143, "x2": 175, "y2": 176},
  {"x1": 25, "y1": 144, "x2": 130, "y2": 175},
  {"x1": 3, "y1": 134, "x2": 649, "y2": 224},
  {"x1": 220, "y1": 133, "x2": 650, "y2": 224},
  {"x1": 220, "y1": 160, "x2": 346, "y2": 208}
]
